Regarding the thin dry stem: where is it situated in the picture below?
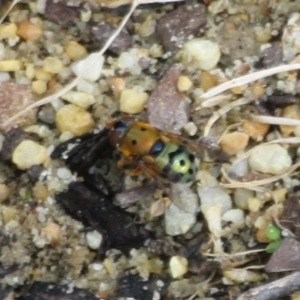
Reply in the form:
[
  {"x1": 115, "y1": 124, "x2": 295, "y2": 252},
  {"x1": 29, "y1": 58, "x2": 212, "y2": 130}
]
[
  {"x1": 251, "y1": 115, "x2": 300, "y2": 126},
  {"x1": 221, "y1": 161, "x2": 300, "y2": 189},
  {"x1": 201, "y1": 63, "x2": 300, "y2": 100},
  {"x1": 203, "y1": 97, "x2": 252, "y2": 137}
]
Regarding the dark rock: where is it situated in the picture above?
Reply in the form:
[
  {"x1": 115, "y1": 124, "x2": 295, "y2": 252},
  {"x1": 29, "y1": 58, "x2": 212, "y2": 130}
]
[
  {"x1": 156, "y1": 2, "x2": 206, "y2": 52},
  {"x1": 260, "y1": 43, "x2": 283, "y2": 68},
  {"x1": 22, "y1": 281, "x2": 99, "y2": 300},
  {"x1": 45, "y1": 0, "x2": 79, "y2": 27},
  {"x1": 27, "y1": 165, "x2": 45, "y2": 181},
  {"x1": 147, "y1": 66, "x2": 190, "y2": 134},
  {"x1": 0, "y1": 128, "x2": 29, "y2": 161},
  {"x1": 280, "y1": 196, "x2": 300, "y2": 239},
  {"x1": 147, "y1": 239, "x2": 175, "y2": 256},
  {"x1": 265, "y1": 237, "x2": 300, "y2": 272},
  {"x1": 91, "y1": 23, "x2": 132, "y2": 54},
  {"x1": 118, "y1": 271, "x2": 168, "y2": 300}
]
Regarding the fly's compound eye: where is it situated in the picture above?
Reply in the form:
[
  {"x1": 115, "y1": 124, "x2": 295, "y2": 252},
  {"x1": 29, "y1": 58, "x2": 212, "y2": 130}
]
[{"x1": 113, "y1": 120, "x2": 127, "y2": 132}]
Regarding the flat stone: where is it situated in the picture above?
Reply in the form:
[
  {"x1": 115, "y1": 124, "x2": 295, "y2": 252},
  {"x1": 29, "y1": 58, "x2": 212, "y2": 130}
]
[
  {"x1": 0, "y1": 82, "x2": 37, "y2": 132},
  {"x1": 91, "y1": 23, "x2": 132, "y2": 55},
  {"x1": 156, "y1": 2, "x2": 206, "y2": 52},
  {"x1": 147, "y1": 66, "x2": 190, "y2": 134}
]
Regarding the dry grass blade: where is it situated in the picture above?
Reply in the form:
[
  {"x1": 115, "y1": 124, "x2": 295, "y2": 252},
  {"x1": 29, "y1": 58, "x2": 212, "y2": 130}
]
[
  {"x1": 3, "y1": 0, "x2": 184, "y2": 129},
  {"x1": 201, "y1": 63, "x2": 300, "y2": 100},
  {"x1": 251, "y1": 115, "x2": 300, "y2": 126},
  {"x1": 221, "y1": 161, "x2": 300, "y2": 189},
  {"x1": 203, "y1": 97, "x2": 252, "y2": 137},
  {"x1": 196, "y1": 94, "x2": 232, "y2": 109}
]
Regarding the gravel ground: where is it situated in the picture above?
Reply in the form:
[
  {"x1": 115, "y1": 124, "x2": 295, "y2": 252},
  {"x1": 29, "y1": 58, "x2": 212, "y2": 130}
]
[{"x1": 1, "y1": 0, "x2": 300, "y2": 299}]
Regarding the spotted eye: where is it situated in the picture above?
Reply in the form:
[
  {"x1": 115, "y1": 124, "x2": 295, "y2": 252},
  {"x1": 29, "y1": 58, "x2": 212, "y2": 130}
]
[{"x1": 149, "y1": 139, "x2": 164, "y2": 154}]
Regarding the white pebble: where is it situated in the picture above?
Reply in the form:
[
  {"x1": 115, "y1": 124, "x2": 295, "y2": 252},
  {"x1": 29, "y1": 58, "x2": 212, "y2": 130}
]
[
  {"x1": 222, "y1": 209, "x2": 244, "y2": 224},
  {"x1": 12, "y1": 140, "x2": 49, "y2": 170},
  {"x1": 165, "y1": 184, "x2": 199, "y2": 235},
  {"x1": 169, "y1": 256, "x2": 188, "y2": 278},
  {"x1": 86, "y1": 230, "x2": 102, "y2": 250},
  {"x1": 117, "y1": 49, "x2": 142, "y2": 75},
  {"x1": 182, "y1": 39, "x2": 221, "y2": 71},
  {"x1": 92, "y1": 263, "x2": 103, "y2": 271},
  {"x1": 57, "y1": 168, "x2": 72, "y2": 180},
  {"x1": 71, "y1": 53, "x2": 104, "y2": 81},
  {"x1": 198, "y1": 186, "x2": 232, "y2": 238},
  {"x1": 198, "y1": 186, "x2": 232, "y2": 214},
  {"x1": 249, "y1": 144, "x2": 292, "y2": 175},
  {"x1": 183, "y1": 122, "x2": 197, "y2": 136},
  {"x1": 61, "y1": 91, "x2": 95, "y2": 109}
]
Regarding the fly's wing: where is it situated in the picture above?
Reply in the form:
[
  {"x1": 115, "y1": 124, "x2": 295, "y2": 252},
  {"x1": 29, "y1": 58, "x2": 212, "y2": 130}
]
[{"x1": 51, "y1": 128, "x2": 112, "y2": 173}]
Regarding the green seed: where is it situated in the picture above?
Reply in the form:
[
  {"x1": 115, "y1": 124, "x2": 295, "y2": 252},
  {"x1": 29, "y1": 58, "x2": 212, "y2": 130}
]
[
  {"x1": 266, "y1": 240, "x2": 282, "y2": 254},
  {"x1": 266, "y1": 224, "x2": 281, "y2": 241}
]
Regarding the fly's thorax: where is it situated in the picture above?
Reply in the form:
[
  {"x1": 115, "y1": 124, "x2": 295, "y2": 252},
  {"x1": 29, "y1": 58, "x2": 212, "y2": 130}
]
[
  {"x1": 118, "y1": 121, "x2": 161, "y2": 157},
  {"x1": 154, "y1": 142, "x2": 197, "y2": 183}
]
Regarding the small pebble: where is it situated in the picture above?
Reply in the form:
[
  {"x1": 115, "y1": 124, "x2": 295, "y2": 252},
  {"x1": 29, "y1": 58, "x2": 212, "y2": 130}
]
[
  {"x1": 71, "y1": 53, "x2": 104, "y2": 81},
  {"x1": 119, "y1": 89, "x2": 148, "y2": 114},
  {"x1": 0, "y1": 23, "x2": 17, "y2": 39},
  {"x1": 0, "y1": 184, "x2": 10, "y2": 202},
  {"x1": 242, "y1": 120, "x2": 270, "y2": 141},
  {"x1": 248, "y1": 197, "x2": 262, "y2": 213},
  {"x1": 165, "y1": 184, "x2": 199, "y2": 235},
  {"x1": 56, "y1": 104, "x2": 95, "y2": 136},
  {"x1": 33, "y1": 182, "x2": 48, "y2": 202},
  {"x1": 280, "y1": 105, "x2": 300, "y2": 135},
  {"x1": 86, "y1": 230, "x2": 103, "y2": 250},
  {"x1": 223, "y1": 269, "x2": 264, "y2": 283},
  {"x1": 64, "y1": 41, "x2": 87, "y2": 61},
  {"x1": 17, "y1": 20, "x2": 43, "y2": 41},
  {"x1": 61, "y1": 91, "x2": 95, "y2": 109},
  {"x1": 138, "y1": 15, "x2": 156, "y2": 38},
  {"x1": 273, "y1": 188, "x2": 287, "y2": 203},
  {"x1": 251, "y1": 81, "x2": 266, "y2": 99},
  {"x1": 182, "y1": 39, "x2": 221, "y2": 71},
  {"x1": 12, "y1": 140, "x2": 49, "y2": 170},
  {"x1": 42, "y1": 57, "x2": 64, "y2": 74},
  {"x1": 231, "y1": 85, "x2": 247, "y2": 94},
  {"x1": 199, "y1": 71, "x2": 217, "y2": 91},
  {"x1": 169, "y1": 256, "x2": 188, "y2": 278},
  {"x1": 220, "y1": 132, "x2": 249, "y2": 156},
  {"x1": 2, "y1": 206, "x2": 17, "y2": 224},
  {"x1": 42, "y1": 222, "x2": 62, "y2": 245},
  {"x1": 183, "y1": 122, "x2": 197, "y2": 136},
  {"x1": 222, "y1": 209, "x2": 244, "y2": 224},
  {"x1": 198, "y1": 186, "x2": 232, "y2": 237},
  {"x1": 234, "y1": 188, "x2": 254, "y2": 210},
  {"x1": 249, "y1": 144, "x2": 292, "y2": 175},
  {"x1": 117, "y1": 50, "x2": 142, "y2": 75},
  {"x1": 177, "y1": 75, "x2": 192, "y2": 92},
  {"x1": 34, "y1": 68, "x2": 52, "y2": 81},
  {"x1": 32, "y1": 80, "x2": 47, "y2": 94},
  {"x1": 0, "y1": 60, "x2": 23, "y2": 71},
  {"x1": 256, "y1": 223, "x2": 272, "y2": 243},
  {"x1": 57, "y1": 167, "x2": 72, "y2": 180},
  {"x1": 110, "y1": 77, "x2": 125, "y2": 96}
]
